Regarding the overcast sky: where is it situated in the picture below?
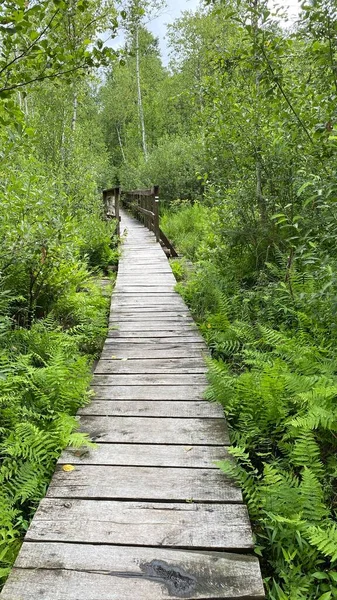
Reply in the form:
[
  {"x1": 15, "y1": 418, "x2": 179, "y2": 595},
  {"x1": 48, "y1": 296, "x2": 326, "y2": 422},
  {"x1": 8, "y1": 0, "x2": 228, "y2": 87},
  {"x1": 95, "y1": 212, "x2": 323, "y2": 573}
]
[
  {"x1": 107, "y1": 0, "x2": 300, "y2": 66},
  {"x1": 146, "y1": 0, "x2": 201, "y2": 64}
]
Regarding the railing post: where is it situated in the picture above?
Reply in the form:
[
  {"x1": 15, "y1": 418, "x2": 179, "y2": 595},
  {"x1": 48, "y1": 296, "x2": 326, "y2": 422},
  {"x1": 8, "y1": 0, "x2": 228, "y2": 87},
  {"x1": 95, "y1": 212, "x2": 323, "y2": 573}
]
[
  {"x1": 102, "y1": 189, "x2": 107, "y2": 217},
  {"x1": 153, "y1": 185, "x2": 160, "y2": 243}
]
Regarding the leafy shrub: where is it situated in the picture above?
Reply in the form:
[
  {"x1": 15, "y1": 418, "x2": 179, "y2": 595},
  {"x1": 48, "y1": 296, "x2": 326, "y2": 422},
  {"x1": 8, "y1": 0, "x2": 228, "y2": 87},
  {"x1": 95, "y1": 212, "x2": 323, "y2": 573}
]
[
  {"x1": 119, "y1": 136, "x2": 204, "y2": 202},
  {"x1": 166, "y1": 202, "x2": 337, "y2": 600},
  {"x1": 161, "y1": 201, "x2": 213, "y2": 261}
]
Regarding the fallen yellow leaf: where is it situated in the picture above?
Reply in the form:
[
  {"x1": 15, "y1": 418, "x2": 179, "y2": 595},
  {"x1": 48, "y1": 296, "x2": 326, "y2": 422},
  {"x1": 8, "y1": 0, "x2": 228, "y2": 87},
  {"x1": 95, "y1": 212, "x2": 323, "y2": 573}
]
[{"x1": 62, "y1": 464, "x2": 75, "y2": 472}]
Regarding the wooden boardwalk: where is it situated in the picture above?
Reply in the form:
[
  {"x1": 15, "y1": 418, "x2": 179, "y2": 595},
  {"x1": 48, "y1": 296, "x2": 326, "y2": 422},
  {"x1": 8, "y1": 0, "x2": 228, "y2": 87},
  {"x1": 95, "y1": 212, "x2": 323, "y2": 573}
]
[{"x1": 1, "y1": 210, "x2": 265, "y2": 599}]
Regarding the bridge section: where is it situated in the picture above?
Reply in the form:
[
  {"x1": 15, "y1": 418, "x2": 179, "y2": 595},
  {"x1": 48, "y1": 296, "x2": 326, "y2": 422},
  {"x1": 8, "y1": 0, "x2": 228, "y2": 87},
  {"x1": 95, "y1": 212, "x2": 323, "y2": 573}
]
[{"x1": 1, "y1": 210, "x2": 264, "y2": 599}]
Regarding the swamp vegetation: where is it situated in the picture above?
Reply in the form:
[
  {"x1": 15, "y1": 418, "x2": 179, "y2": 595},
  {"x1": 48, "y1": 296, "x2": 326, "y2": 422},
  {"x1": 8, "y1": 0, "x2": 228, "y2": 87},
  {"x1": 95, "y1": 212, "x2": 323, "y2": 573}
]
[{"x1": 1, "y1": 0, "x2": 337, "y2": 598}]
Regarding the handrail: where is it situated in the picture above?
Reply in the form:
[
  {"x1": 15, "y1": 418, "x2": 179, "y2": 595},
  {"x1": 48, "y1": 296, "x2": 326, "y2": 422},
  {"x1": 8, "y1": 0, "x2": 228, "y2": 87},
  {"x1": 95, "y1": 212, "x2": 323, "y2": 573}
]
[
  {"x1": 121, "y1": 186, "x2": 178, "y2": 257},
  {"x1": 102, "y1": 185, "x2": 178, "y2": 257}
]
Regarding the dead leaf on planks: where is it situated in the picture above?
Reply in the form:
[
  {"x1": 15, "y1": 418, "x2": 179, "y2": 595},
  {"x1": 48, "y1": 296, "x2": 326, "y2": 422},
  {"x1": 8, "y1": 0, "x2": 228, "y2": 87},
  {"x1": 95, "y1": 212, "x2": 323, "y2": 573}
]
[{"x1": 62, "y1": 465, "x2": 75, "y2": 472}]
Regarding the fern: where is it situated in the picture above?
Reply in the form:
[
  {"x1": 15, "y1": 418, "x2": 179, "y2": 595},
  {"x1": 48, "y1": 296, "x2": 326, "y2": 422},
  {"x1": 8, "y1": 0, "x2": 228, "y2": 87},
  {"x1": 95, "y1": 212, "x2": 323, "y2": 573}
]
[{"x1": 306, "y1": 525, "x2": 337, "y2": 562}]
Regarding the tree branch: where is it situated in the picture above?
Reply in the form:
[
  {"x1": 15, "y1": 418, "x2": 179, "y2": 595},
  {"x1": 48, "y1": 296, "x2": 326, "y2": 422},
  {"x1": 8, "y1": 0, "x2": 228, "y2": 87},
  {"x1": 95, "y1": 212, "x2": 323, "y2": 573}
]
[
  {"x1": 0, "y1": 9, "x2": 60, "y2": 79},
  {"x1": 0, "y1": 64, "x2": 88, "y2": 94}
]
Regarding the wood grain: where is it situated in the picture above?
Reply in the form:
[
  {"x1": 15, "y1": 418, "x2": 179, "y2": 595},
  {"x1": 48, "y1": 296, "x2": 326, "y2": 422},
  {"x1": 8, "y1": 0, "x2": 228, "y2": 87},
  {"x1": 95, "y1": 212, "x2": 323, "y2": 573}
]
[
  {"x1": 92, "y1": 374, "x2": 207, "y2": 385},
  {"x1": 78, "y1": 415, "x2": 229, "y2": 445},
  {"x1": 47, "y1": 465, "x2": 242, "y2": 502},
  {"x1": 3, "y1": 543, "x2": 265, "y2": 599},
  {"x1": 100, "y1": 345, "x2": 206, "y2": 359},
  {"x1": 94, "y1": 358, "x2": 206, "y2": 374},
  {"x1": 104, "y1": 335, "x2": 205, "y2": 344},
  {"x1": 79, "y1": 399, "x2": 223, "y2": 417},
  {"x1": 91, "y1": 384, "x2": 207, "y2": 400},
  {"x1": 60, "y1": 442, "x2": 227, "y2": 467},
  {"x1": 28, "y1": 499, "x2": 253, "y2": 549}
]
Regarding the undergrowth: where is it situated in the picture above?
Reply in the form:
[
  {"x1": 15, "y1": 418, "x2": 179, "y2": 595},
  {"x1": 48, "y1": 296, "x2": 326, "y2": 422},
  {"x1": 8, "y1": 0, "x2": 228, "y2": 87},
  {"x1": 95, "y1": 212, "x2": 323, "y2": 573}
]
[
  {"x1": 0, "y1": 170, "x2": 117, "y2": 584},
  {"x1": 164, "y1": 202, "x2": 337, "y2": 600}
]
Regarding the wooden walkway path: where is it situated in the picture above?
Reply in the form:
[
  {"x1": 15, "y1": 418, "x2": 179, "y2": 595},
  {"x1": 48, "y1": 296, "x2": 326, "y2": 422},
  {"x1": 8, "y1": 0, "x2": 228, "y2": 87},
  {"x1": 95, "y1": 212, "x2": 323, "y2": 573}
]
[{"x1": 1, "y1": 210, "x2": 264, "y2": 599}]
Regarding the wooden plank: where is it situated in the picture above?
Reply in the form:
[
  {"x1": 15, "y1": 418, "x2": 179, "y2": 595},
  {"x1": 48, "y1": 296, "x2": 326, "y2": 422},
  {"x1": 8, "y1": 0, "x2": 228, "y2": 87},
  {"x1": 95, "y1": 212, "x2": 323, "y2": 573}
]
[
  {"x1": 60, "y1": 442, "x2": 227, "y2": 467},
  {"x1": 100, "y1": 346, "x2": 205, "y2": 359},
  {"x1": 94, "y1": 358, "x2": 206, "y2": 374},
  {"x1": 46, "y1": 465, "x2": 242, "y2": 502},
  {"x1": 92, "y1": 374, "x2": 207, "y2": 385},
  {"x1": 118, "y1": 270, "x2": 173, "y2": 275},
  {"x1": 27, "y1": 499, "x2": 253, "y2": 550},
  {"x1": 91, "y1": 385, "x2": 207, "y2": 400},
  {"x1": 111, "y1": 292, "x2": 179, "y2": 297},
  {"x1": 104, "y1": 337, "x2": 205, "y2": 344},
  {"x1": 78, "y1": 416, "x2": 229, "y2": 445},
  {"x1": 116, "y1": 276, "x2": 176, "y2": 283},
  {"x1": 3, "y1": 543, "x2": 265, "y2": 599},
  {"x1": 107, "y1": 331, "x2": 202, "y2": 339},
  {"x1": 118, "y1": 264, "x2": 172, "y2": 270},
  {"x1": 112, "y1": 296, "x2": 179, "y2": 301},
  {"x1": 110, "y1": 302, "x2": 187, "y2": 310},
  {"x1": 79, "y1": 400, "x2": 222, "y2": 417},
  {"x1": 110, "y1": 311, "x2": 192, "y2": 318},
  {"x1": 111, "y1": 295, "x2": 182, "y2": 301},
  {"x1": 109, "y1": 313, "x2": 197, "y2": 319},
  {"x1": 108, "y1": 323, "x2": 198, "y2": 332},
  {"x1": 110, "y1": 315, "x2": 194, "y2": 321}
]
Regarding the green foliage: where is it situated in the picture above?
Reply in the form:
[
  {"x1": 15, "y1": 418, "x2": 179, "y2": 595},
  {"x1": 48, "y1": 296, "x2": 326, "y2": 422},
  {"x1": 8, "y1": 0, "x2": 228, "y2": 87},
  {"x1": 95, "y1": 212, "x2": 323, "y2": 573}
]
[
  {"x1": 168, "y1": 203, "x2": 337, "y2": 598},
  {"x1": 0, "y1": 4, "x2": 119, "y2": 585},
  {"x1": 0, "y1": 276, "x2": 111, "y2": 584},
  {"x1": 161, "y1": 202, "x2": 213, "y2": 261}
]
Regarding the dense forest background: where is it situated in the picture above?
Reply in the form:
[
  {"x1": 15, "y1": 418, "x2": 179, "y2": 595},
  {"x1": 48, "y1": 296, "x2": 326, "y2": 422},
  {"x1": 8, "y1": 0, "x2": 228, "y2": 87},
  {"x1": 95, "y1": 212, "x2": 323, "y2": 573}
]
[{"x1": 1, "y1": 0, "x2": 337, "y2": 598}]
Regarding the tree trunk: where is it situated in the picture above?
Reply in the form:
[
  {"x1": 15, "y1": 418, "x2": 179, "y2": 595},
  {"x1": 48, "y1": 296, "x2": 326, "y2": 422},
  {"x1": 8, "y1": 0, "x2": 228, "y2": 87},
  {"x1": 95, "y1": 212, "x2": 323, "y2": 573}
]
[
  {"x1": 116, "y1": 125, "x2": 127, "y2": 162},
  {"x1": 71, "y1": 87, "x2": 78, "y2": 132},
  {"x1": 135, "y1": 24, "x2": 148, "y2": 161},
  {"x1": 252, "y1": 0, "x2": 267, "y2": 224}
]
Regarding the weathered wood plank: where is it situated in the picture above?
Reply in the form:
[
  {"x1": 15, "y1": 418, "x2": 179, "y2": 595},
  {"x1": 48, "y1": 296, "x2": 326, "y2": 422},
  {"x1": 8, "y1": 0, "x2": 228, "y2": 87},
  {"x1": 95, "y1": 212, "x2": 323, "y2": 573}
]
[
  {"x1": 108, "y1": 323, "x2": 198, "y2": 332},
  {"x1": 78, "y1": 416, "x2": 229, "y2": 445},
  {"x1": 110, "y1": 306, "x2": 192, "y2": 312},
  {"x1": 91, "y1": 384, "x2": 207, "y2": 400},
  {"x1": 100, "y1": 345, "x2": 206, "y2": 359},
  {"x1": 110, "y1": 312, "x2": 192, "y2": 319},
  {"x1": 27, "y1": 499, "x2": 253, "y2": 549},
  {"x1": 79, "y1": 400, "x2": 222, "y2": 417},
  {"x1": 92, "y1": 374, "x2": 207, "y2": 385},
  {"x1": 110, "y1": 296, "x2": 183, "y2": 304},
  {"x1": 116, "y1": 277, "x2": 176, "y2": 284},
  {"x1": 47, "y1": 465, "x2": 242, "y2": 502},
  {"x1": 118, "y1": 266, "x2": 173, "y2": 272},
  {"x1": 3, "y1": 543, "x2": 265, "y2": 600},
  {"x1": 107, "y1": 331, "x2": 202, "y2": 339},
  {"x1": 94, "y1": 358, "x2": 206, "y2": 374},
  {"x1": 104, "y1": 336, "x2": 204, "y2": 344},
  {"x1": 111, "y1": 292, "x2": 181, "y2": 298},
  {"x1": 114, "y1": 287, "x2": 176, "y2": 293},
  {"x1": 60, "y1": 442, "x2": 227, "y2": 467},
  {"x1": 110, "y1": 303, "x2": 188, "y2": 312}
]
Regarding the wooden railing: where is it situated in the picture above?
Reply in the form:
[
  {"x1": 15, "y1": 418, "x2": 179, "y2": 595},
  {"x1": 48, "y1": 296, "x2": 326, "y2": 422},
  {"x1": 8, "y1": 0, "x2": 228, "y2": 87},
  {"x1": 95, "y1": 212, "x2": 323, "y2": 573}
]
[
  {"x1": 102, "y1": 185, "x2": 177, "y2": 257},
  {"x1": 122, "y1": 186, "x2": 160, "y2": 243}
]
